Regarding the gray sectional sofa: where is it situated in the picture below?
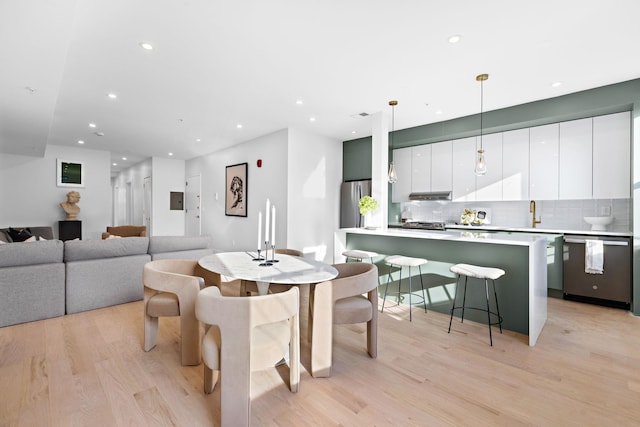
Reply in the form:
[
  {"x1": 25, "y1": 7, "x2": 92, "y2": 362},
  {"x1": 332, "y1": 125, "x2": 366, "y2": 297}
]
[{"x1": 0, "y1": 227, "x2": 213, "y2": 327}]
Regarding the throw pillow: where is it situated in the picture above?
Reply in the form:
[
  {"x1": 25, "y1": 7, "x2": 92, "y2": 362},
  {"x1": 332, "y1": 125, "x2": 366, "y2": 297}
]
[
  {"x1": 23, "y1": 236, "x2": 37, "y2": 243},
  {"x1": 8, "y1": 227, "x2": 32, "y2": 242}
]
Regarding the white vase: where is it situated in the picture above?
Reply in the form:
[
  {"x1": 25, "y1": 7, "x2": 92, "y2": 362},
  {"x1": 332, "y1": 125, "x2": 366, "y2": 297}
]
[{"x1": 364, "y1": 212, "x2": 375, "y2": 229}]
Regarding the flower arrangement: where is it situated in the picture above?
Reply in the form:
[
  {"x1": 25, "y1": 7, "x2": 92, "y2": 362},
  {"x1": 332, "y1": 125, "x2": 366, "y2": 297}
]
[
  {"x1": 460, "y1": 208, "x2": 476, "y2": 225},
  {"x1": 358, "y1": 196, "x2": 378, "y2": 216}
]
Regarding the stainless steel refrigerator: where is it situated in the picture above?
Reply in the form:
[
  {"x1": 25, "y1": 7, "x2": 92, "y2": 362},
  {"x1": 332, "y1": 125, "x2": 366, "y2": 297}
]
[{"x1": 340, "y1": 179, "x2": 371, "y2": 228}]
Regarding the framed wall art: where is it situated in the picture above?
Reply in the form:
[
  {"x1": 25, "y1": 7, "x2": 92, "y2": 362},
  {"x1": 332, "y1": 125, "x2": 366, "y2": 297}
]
[
  {"x1": 56, "y1": 159, "x2": 85, "y2": 188},
  {"x1": 225, "y1": 162, "x2": 247, "y2": 217}
]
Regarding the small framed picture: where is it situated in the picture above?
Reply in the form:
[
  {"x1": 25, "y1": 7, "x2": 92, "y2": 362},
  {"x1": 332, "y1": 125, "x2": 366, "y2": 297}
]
[
  {"x1": 57, "y1": 159, "x2": 84, "y2": 188},
  {"x1": 225, "y1": 162, "x2": 247, "y2": 217}
]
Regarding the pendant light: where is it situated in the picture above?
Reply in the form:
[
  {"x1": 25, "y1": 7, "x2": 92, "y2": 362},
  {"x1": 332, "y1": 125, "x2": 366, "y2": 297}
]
[
  {"x1": 474, "y1": 73, "x2": 489, "y2": 176},
  {"x1": 388, "y1": 100, "x2": 398, "y2": 184}
]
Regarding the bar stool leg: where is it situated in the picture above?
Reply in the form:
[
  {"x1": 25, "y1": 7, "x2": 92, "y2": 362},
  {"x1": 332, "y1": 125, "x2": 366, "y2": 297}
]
[
  {"x1": 419, "y1": 265, "x2": 427, "y2": 313},
  {"x1": 485, "y1": 278, "x2": 493, "y2": 346},
  {"x1": 408, "y1": 267, "x2": 412, "y2": 321},
  {"x1": 460, "y1": 276, "x2": 468, "y2": 323},
  {"x1": 381, "y1": 265, "x2": 393, "y2": 313},
  {"x1": 448, "y1": 274, "x2": 460, "y2": 333},
  {"x1": 492, "y1": 279, "x2": 503, "y2": 333}
]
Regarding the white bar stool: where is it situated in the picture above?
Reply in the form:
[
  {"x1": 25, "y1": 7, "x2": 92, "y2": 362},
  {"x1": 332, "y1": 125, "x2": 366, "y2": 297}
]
[
  {"x1": 342, "y1": 250, "x2": 379, "y2": 263},
  {"x1": 381, "y1": 255, "x2": 428, "y2": 321},
  {"x1": 448, "y1": 263, "x2": 505, "y2": 346}
]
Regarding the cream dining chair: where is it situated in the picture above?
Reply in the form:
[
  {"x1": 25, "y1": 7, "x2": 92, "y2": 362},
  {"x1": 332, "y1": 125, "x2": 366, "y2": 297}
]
[
  {"x1": 196, "y1": 285, "x2": 300, "y2": 427},
  {"x1": 308, "y1": 262, "x2": 379, "y2": 378},
  {"x1": 142, "y1": 259, "x2": 221, "y2": 366}
]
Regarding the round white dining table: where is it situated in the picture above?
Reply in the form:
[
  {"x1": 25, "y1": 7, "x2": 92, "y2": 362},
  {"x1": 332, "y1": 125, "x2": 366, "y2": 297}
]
[{"x1": 199, "y1": 251, "x2": 338, "y2": 295}]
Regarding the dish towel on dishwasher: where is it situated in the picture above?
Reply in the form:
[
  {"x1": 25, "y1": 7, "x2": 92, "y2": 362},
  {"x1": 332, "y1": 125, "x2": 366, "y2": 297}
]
[{"x1": 585, "y1": 239, "x2": 604, "y2": 274}]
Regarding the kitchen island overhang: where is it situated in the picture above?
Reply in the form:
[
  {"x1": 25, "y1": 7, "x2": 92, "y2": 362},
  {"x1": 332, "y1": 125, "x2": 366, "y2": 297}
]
[{"x1": 335, "y1": 227, "x2": 552, "y2": 346}]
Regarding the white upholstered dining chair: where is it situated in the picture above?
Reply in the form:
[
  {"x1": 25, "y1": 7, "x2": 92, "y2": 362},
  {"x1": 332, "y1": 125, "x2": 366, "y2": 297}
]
[
  {"x1": 142, "y1": 259, "x2": 220, "y2": 366},
  {"x1": 308, "y1": 262, "x2": 379, "y2": 377},
  {"x1": 196, "y1": 285, "x2": 300, "y2": 427}
]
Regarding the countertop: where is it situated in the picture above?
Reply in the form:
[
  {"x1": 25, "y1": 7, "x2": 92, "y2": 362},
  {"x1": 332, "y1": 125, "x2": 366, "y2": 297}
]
[
  {"x1": 389, "y1": 223, "x2": 632, "y2": 237},
  {"x1": 343, "y1": 227, "x2": 554, "y2": 247}
]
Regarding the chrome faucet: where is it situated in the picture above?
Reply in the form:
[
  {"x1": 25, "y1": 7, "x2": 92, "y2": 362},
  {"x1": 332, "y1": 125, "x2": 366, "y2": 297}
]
[{"x1": 529, "y1": 200, "x2": 542, "y2": 228}]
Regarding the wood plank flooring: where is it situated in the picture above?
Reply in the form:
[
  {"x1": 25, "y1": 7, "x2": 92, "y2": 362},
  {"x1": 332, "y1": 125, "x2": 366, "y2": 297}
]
[{"x1": 1, "y1": 287, "x2": 640, "y2": 426}]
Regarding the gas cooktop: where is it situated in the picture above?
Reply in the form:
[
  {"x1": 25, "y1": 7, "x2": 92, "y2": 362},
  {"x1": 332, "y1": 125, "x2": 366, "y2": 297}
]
[{"x1": 401, "y1": 221, "x2": 447, "y2": 231}]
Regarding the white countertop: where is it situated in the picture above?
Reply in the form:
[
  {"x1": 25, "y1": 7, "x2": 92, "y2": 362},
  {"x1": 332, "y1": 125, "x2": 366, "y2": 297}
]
[
  {"x1": 389, "y1": 223, "x2": 632, "y2": 237},
  {"x1": 344, "y1": 227, "x2": 551, "y2": 246}
]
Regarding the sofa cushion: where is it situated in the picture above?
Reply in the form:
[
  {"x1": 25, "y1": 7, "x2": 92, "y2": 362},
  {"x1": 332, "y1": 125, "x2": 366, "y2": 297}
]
[
  {"x1": 0, "y1": 239, "x2": 64, "y2": 268},
  {"x1": 64, "y1": 236, "x2": 150, "y2": 262},
  {"x1": 148, "y1": 236, "x2": 211, "y2": 254},
  {"x1": 8, "y1": 227, "x2": 32, "y2": 242}
]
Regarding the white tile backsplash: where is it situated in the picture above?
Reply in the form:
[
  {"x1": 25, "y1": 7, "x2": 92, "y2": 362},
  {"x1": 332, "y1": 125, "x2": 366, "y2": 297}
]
[{"x1": 401, "y1": 199, "x2": 631, "y2": 232}]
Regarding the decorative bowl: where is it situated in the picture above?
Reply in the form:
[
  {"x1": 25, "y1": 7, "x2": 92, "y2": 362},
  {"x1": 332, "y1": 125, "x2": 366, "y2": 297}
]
[{"x1": 583, "y1": 216, "x2": 614, "y2": 231}]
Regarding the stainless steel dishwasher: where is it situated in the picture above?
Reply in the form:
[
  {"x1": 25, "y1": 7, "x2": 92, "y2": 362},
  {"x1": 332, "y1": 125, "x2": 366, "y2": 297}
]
[{"x1": 563, "y1": 234, "x2": 631, "y2": 308}]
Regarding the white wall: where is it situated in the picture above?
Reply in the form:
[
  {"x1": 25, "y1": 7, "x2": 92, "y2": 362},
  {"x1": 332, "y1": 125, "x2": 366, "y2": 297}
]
[
  {"x1": 186, "y1": 130, "x2": 288, "y2": 253},
  {"x1": 0, "y1": 144, "x2": 111, "y2": 239},
  {"x1": 151, "y1": 157, "x2": 186, "y2": 236},
  {"x1": 287, "y1": 128, "x2": 342, "y2": 262}
]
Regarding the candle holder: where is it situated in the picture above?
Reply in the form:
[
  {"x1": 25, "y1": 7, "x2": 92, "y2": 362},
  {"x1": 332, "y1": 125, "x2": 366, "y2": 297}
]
[
  {"x1": 259, "y1": 240, "x2": 273, "y2": 266},
  {"x1": 270, "y1": 244, "x2": 279, "y2": 263},
  {"x1": 252, "y1": 248, "x2": 265, "y2": 261}
]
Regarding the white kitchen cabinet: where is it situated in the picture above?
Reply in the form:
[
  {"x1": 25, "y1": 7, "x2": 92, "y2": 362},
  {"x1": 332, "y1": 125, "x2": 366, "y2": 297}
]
[
  {"x1": 593, "y1": 111, "x2": 631, "y2": 199},
  {"x1": 411, "y1": 144, "x2": 431, "y2": 192},
  {"x1": 529, "y1": 123, "x2": 559, "y2": 200},
  {"x1": 502, "y1": 128, "x2": 530, "y2": 200},
  {"x1": 431, "y1": 140, "x2": 452, "y2": 192},
  {"x1": 452, "y1": 137, "x2": 477, "y2": 202},
  {"x1": 391, "y1": 147, "x2": 412, "y2": 203},
  {"x1": 559, "y1": 117, "x2": 592, "y2": 199},
  {"x1": 475, "y1": 132, "x2": 503, "y2": 201}
]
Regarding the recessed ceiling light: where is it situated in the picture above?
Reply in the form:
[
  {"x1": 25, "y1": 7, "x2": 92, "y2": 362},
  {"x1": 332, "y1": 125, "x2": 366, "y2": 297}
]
[
  {"x1": 296, "y1": 100, "x2": 303, "y2": 105},
  {"x1": 351, "y1": 130, "x2": 357, "y2": 134},
  {"x1": 435, "y1": 110, "x2": 443, "y2": 115},
  {"x1": 168, "y1": 152, "x2": 173, "y2": 156},
  {"x1": 196, "y1": 138, "x2": 201, "y2": 142},
  {"x1": 122, "y1": 157, "x2": 127, "y2": 161},
  {"x1": 309, "y1": 117, "x2": 316, "y2": 122},
  {"x1": 139, "y1": 42, "x2": 153, "y2": 50},
  {"x1": 107, "y1": 93, "x2": 117, "y2": 99},
  {"x1": 551, "y1": 81, "x2": 563, "y2": 88},
  {"x1": 237, "y1": 124, "x2": 243, "y2": 129},
  {"x1": 112, "y1": 163, "x2": 117, "y2": 166},
  {"x1": 448, "y1": 34, "x2": 462, "y2": 44},
  {"x1": 77, "y1": 140, "x2": 85, "y2": 144},
  {"x1": 89, "y1": 123, "x2": 96, "y2": 128}
]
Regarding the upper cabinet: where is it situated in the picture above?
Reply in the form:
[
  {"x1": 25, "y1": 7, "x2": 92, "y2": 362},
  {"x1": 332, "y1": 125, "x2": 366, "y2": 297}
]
[
  {"x1": 391, "y1": 147, "x2": 412, "y2": 203},
  {"x1": 475, "y1": 133, "x2": 503, "y2": 201},
  {"x1": 411, "y1": 144, "x2": 431, "y2": 192},
  {"x1": 452, "y1": 137, "x2": 477, "y2": 202},
  {"x1": 502, "y1": 128, "x2": 529, "y2": 200},
  {"x1": 389, "y1": 111, "x2": 630, "y2": 204},
  {"x1": 431, "y1": 140, "x2": 452, "y2": 192},
  {"x1": 593, "y1": 112, "x2": 631, "y2": 199},
  {"x1": 529, "y1": 123, "x2": 559, "y2": 200}
]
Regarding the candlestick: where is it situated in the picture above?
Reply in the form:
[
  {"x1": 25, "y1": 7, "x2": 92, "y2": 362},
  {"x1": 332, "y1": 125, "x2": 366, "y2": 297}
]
[
  {"x1": 265, "y1": 199, "x2": 270, "y2": 245},
  {"x1": 271, "y1": 205, "x2": 276, "y2": 247},
  {"x1": 257, "y1": 211, "x2": 262, "y2": 250}
]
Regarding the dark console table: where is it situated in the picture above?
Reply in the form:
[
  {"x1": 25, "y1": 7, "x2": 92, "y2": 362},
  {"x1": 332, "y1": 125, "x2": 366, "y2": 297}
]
[{"x1": 59, "y1": 220, "x2": 82, "y2": 241}]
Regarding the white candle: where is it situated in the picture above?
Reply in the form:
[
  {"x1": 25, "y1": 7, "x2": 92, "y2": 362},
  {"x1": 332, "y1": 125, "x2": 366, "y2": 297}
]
[
  {"x1": 265, "y1": 199, "x2": 270, "y2": 243},
  {"x1": 271, "y1": 205, "x2": 276, "y2": 246},
  {"x1": 257, "y1": 211, "x2": 262, "y2": 249}
]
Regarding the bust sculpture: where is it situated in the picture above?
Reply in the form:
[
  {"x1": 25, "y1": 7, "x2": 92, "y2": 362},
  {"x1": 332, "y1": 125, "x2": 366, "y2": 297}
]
[{"x1": 60, "y1": 191, "x2": 81, "y2": 220}]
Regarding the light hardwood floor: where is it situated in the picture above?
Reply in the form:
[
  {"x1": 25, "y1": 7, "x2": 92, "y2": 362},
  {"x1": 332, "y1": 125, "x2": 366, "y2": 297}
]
[{"x1": 1, "y1": 286, "x2": 640, "y2": 426}]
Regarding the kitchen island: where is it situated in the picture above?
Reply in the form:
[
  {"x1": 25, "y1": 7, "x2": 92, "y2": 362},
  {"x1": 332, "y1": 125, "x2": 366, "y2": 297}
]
[{"x1": 335, "y1": 227, "x2": 553, "y2": 346}]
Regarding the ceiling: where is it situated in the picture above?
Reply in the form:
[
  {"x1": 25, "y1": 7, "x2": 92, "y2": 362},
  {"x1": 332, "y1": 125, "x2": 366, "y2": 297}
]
[{"x1": 2, "y1": 0, "x2": 640, "y2": 177}]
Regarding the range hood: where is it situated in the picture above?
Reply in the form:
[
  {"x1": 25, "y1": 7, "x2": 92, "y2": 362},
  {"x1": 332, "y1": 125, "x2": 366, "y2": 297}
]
[{"x1": 409, "y1": 191, "x2": 452, "y2": 201}]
